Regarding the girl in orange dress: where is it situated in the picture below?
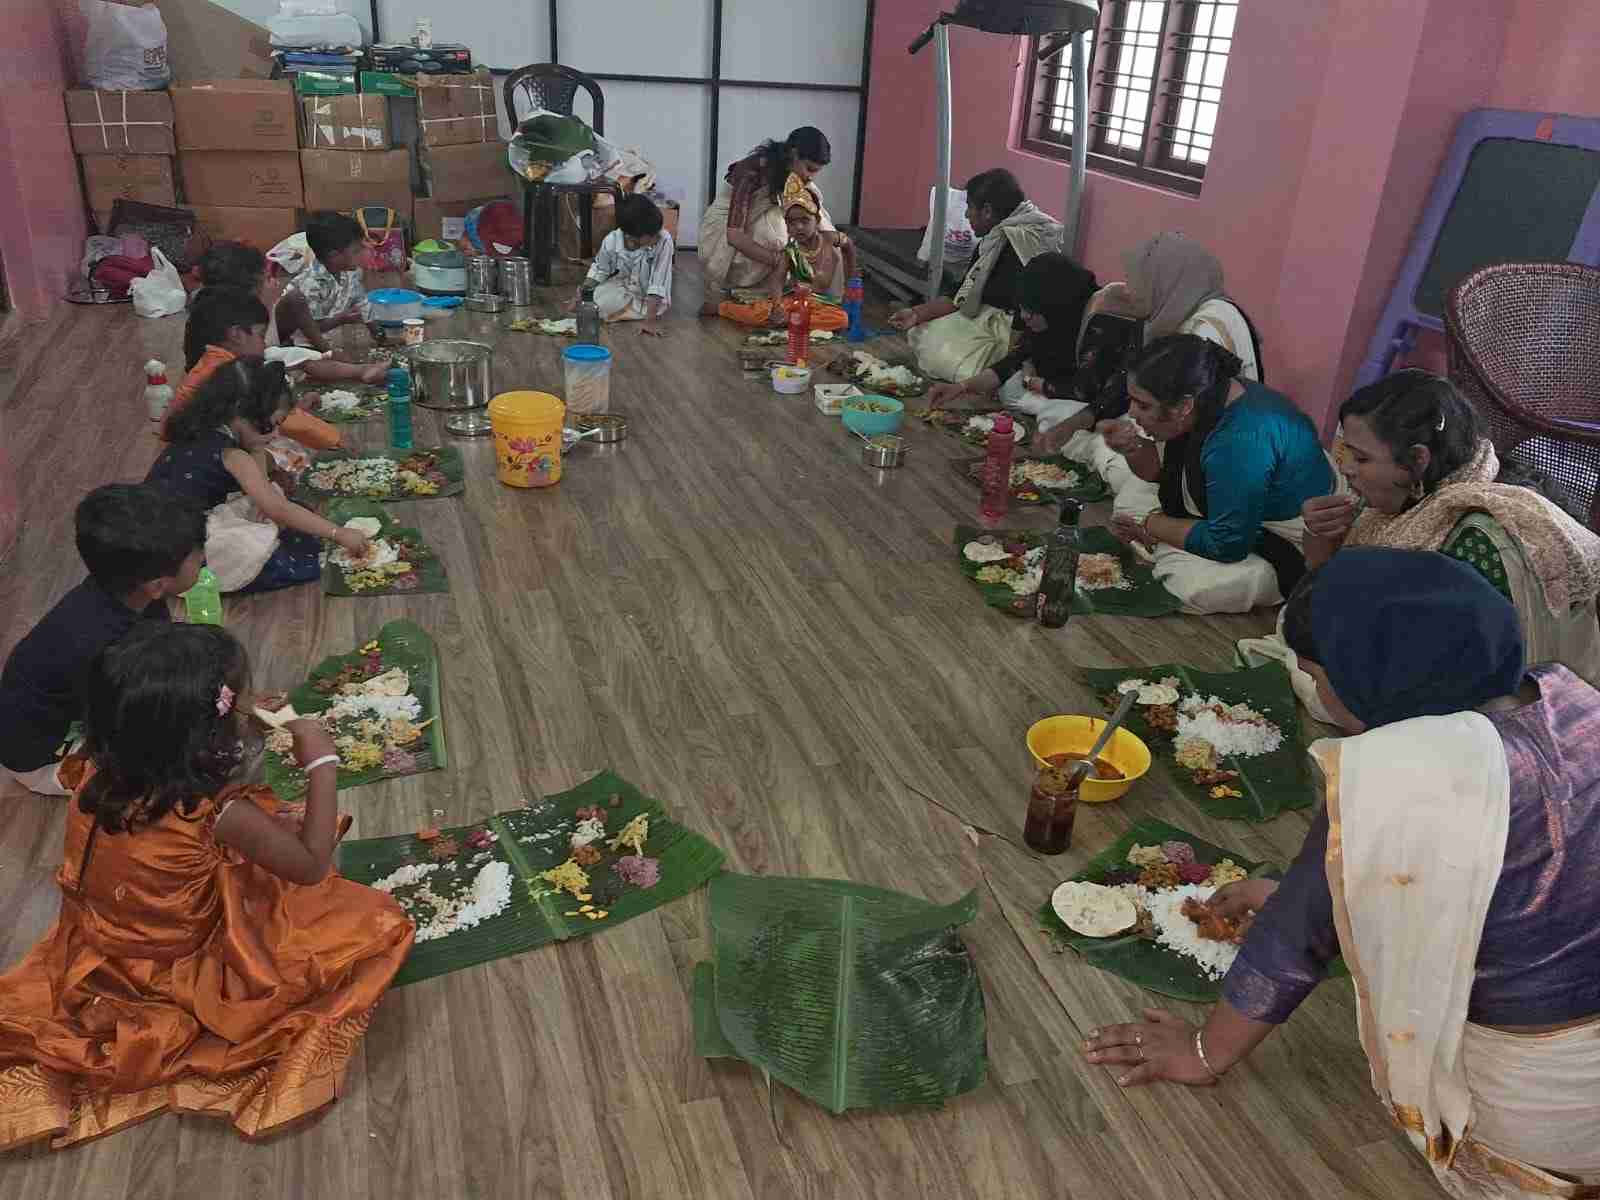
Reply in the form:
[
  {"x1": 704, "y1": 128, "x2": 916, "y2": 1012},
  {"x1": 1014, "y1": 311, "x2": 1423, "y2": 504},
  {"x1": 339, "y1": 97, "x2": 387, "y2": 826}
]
[
  {"x1": 707, "y1": 172, "x2": 852, "y2": 332},
  {"x1": 0, "y1": 624, "x2": 414, "y2": 1150}
]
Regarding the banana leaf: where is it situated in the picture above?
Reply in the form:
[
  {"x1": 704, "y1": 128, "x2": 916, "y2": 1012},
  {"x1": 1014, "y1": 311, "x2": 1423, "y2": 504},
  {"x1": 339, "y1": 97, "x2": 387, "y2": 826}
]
[
  {"x1": 337, "y1": 770, "x2": 726, "y2": 987},
  {"x1": 309, "y1": 386, "x2": 386, "y2": 425},
  {"x1": 1037, "y1": 818, "x2": 1346, "y2": 1002},
  {"x1": 300, "y1": 444, "x2": 466, "y2": 501},
  {"x1": 693, "y1": 874, "x2": 987, "y2": 1114},
  {"x1": 954, "y1": 525, "x2": 1183, "y2": 619},
  {"x1": 948, "y1": 455, "x2": 1109, "y2": 505},
  {"x1": 1078, "y1": 662, "x2": 1315, "y2": 822},
  {"x1": 264, "y1": 619, "x2": 447, "y2": 801},
  {"x1": 914, "y1": 405, "x2": 1034, "y2": 449},
  {"x1": 320, "y1": 498, "x2": 449, "y2": 597}
]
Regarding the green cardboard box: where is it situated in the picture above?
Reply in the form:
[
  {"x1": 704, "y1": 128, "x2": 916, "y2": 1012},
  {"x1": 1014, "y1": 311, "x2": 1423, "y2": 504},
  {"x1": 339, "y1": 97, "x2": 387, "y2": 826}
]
[
  {"x1": 294, "y1": 69, "x2": 358, "y2": 96},
  {"x1": 360, "y1": 71, "x2": 417, "y2": 97}
]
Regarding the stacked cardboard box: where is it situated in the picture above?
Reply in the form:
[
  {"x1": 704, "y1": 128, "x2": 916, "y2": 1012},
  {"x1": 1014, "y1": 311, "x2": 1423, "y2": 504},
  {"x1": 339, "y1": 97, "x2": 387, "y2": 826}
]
[
  {"x1": 65, "y1": 89, "x2": 178, "y2": 231},
  {"x1": 416, "y1": 73, "x2": 498, "y2": 147},
  {"x1": 298, "y1": 92, "x2": 411, "y2": 222},
  {"x1": 174, "y1": 79, "x2": 302, "y2": 249}
]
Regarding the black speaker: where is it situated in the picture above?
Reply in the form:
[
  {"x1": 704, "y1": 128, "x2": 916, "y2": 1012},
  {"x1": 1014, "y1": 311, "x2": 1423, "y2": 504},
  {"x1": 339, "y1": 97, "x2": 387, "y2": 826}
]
[{"x1": 945, "y1": 0, "x2": 1097, "y2": 36}]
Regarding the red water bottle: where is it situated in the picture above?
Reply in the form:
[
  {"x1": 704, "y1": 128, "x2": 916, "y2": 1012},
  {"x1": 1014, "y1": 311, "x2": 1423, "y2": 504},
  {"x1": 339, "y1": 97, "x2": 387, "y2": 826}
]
[
  {"x1": 978, "y1": 412, "x2": 1016, "y2": 526},
  {"x1": 787, "y1": 283, "x2": 813, "y2": 366}
]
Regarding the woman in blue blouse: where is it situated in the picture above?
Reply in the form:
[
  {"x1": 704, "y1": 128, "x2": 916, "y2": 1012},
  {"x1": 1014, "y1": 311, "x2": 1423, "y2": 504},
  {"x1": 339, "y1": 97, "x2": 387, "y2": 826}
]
[{"x1": 1102, "y1": 334, "x2": 1335, "y2": 612}]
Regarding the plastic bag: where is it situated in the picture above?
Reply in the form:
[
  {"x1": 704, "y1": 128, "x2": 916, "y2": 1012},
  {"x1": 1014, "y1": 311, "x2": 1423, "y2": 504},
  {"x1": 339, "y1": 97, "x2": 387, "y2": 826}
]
[
  {"x1": 130, "y1": 248, "x2": 187, "y2": 318},
  {"x1": 80, "y1": 1, "x2": 169, "y2": 90},
  {"x1": 267, "y1": 2, "x2": 363, "y2": 50},
  {"x1": 917, "y1": 186, "x2": 975, "y2": 264}
]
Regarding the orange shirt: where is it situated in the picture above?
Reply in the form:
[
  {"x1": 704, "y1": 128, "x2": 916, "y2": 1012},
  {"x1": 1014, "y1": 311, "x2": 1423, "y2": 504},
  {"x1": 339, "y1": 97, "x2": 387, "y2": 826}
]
[{"x1": 161, "y1": 346, "x2": 339, "y2": 451}]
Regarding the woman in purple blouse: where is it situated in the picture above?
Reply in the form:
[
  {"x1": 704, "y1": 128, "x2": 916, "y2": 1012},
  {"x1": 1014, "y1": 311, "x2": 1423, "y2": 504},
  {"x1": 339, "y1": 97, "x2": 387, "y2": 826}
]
[{"x1": 1083, "y1": 548, "x2": 1600, "y2": 1196}]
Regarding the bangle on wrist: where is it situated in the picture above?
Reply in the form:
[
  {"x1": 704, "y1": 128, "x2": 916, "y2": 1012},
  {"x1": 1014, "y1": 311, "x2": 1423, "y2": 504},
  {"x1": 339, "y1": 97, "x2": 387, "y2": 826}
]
[
  {"x1": 300, "y1": 753, "x2": 339, "y2": 775},
  {"x1": 1194, "y1": 1028, "x2": 1223, "y2": 1080}
]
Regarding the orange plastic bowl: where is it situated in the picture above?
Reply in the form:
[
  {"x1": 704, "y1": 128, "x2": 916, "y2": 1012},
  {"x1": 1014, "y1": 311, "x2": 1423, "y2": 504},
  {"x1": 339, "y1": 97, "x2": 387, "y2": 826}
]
[{"x1": 1025, "y1": 715, "x2": 1152, "y2": 803}]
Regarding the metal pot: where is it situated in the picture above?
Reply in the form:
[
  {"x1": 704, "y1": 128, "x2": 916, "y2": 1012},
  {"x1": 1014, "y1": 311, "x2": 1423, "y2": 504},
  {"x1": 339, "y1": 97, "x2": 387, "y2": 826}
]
[
  {"x1": 407, "y1": 339, "x2": 495, "y2": 436},
  {"x1": 466, "y1": 292, "x2": 505, "y2": 313},
  {"x1": 860, "y1": 435, "x2": 906, "y2": 469},
  {"x1": 467, "y1": 255, "x2": 498, "y2": 295},
  {"x1": 499, "y1": 256, "x2": 532, "y2": 306}
]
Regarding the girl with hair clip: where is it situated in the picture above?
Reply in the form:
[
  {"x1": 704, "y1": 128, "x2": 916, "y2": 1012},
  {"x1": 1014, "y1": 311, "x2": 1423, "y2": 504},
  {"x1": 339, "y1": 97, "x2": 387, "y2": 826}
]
[
  {"x1": 146, "y1": 359, "x2": 370, "y2": 594},
  {"x1": 1099, "y1": 333, "x2": 1337, "y2": 614},
  {"x1": 0, "y1": 623, "x2": 413, "y2": 1150},
  {"x1": 1240, "y1": 369, "x2": 1600, "y2": 709}
]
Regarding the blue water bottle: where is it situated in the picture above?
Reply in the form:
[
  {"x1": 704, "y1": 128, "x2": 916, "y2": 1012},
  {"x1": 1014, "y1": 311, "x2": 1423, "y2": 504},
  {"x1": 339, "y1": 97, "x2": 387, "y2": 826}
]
[
  {"x1": 387, "y1": 365, "x2": 413, "y2": 451},
  {"x1": 844, "y1": 275, "x2": 866, "y2": 343}
]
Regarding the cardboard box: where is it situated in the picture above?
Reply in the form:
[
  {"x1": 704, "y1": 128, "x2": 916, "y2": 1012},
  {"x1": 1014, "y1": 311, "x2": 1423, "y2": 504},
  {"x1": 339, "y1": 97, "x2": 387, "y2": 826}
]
[
  {"x1": 416, "y1": 74, "x2": 497, "y2": 147},
  {"x1": 360, "y1": 71, "x2": 416, "y2": 97},
  {"x1": 181, "y1": 151, "x2": 304, "y2": 207},
  {"x1": 172, "y1": 79, "x2": 298, "y2": 152},
  {"x1": 161, "y1": 2, "x2": 275, "y2": 83},
  {"x1": 190, "y1": 205, "x2": 300, "y2": 251},
  {"x1": 300, "y1": 149, "x2": 412, "y2": 218},
  {"x1": 421, "y1": 142, "x2": 509, "y2": 204},
  {"x1": 293, "y1": 69, "x2": 358, "y2": 96},
  {"x1": 65, "y1": 89, "x2": 176, "y2": 156},
  {"x1": 413, "y1": 194, "x2": 518, "y2": 244},
  {"x1": 301, "y1": 94, "x2": 390, "y2": 150},
  {"x1": 81, "y1": 154, "x2": 177, "y2": 212}
]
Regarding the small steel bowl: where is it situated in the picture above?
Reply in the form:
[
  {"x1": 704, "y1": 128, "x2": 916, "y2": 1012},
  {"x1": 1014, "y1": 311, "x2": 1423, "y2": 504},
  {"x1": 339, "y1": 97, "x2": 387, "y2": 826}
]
[
  {"x1": 466, "y1": 292, "x2": 506, "y2": 314},
  {"x1": 861, "y1": 434, "x2": 906, "y2": 469},
  {"x1": 576, "y1": 413, "x2": 628, "y2": 444}
]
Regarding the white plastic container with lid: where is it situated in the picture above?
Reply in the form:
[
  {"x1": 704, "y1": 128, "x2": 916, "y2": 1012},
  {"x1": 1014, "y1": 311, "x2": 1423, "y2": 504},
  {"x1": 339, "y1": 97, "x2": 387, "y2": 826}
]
[{"x1": 368, "y1": 288, "x2": 424, "y2": 326}]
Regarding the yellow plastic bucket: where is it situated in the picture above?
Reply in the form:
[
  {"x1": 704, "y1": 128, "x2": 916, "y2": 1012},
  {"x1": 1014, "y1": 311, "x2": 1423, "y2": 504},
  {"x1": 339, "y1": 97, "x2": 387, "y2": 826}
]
[{"x1": 488, "y1": 390, "x2": 565, "y2": 487}]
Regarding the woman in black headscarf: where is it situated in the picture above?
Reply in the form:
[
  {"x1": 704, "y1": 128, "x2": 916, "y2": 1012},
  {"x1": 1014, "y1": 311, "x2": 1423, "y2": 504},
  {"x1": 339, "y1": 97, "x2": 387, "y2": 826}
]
[
  {"x1": 925, "y1": 252, "x2": 1097, "y2": 410},
  {"x1": 1082, "y1": 548, "x2": 1600, "y2": 1197}
]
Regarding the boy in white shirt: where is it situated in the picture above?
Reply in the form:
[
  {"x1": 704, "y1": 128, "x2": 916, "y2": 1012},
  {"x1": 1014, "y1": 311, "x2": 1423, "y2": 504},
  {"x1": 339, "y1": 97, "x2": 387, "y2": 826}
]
[{"x1": 579, "y1": 194, "x2": 674, "y2": 337}]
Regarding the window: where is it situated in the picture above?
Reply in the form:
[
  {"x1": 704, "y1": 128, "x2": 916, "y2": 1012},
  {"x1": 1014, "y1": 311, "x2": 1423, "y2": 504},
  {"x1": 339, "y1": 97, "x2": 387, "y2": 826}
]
[{"x1": 1022, "y1": 1, "x2": 1239, "y2": 196}]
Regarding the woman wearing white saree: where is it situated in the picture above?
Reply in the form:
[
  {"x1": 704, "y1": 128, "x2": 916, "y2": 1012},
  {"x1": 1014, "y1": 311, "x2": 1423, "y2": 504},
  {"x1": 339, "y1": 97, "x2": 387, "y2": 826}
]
[{"x1": 1083, "y1": 548, "x2": 1600, "y2": 1198}]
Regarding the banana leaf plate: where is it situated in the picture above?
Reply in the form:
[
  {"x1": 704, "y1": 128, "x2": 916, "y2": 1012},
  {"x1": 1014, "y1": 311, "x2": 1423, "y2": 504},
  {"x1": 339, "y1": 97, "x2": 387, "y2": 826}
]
[
  {"x1": 320, "y1": 498, "x2": 449, "y2": 597},
  {"x1": 309, "y1": 385, "x2": 387, "y2": 424},
  {"x1": 949, "y1": 454, "x2": 1110, "y2": 505},
  {"x1": 337, "y1": 771, "x2": 726, "y2": 987},
  {"x1": 954, "y1": 524, "x2": 1183, "y2": 619},
  {"x1": 827, "y1": 351, "x2": 929, "y2": 399},
  {"x1": 1079, "y1": 662, "x2": 1315, "y2": 822},
  {"x1": 264, "y1": 619, "x2": 446, "y2": 801},
  {"x1": 916, "y1": 405, "x2": 1034, "y2": 448},
  {"x1": 693, "y1": 874, "x2": 987, "y2": 1114},
  {"x1": 300, "y1": 445, "x2": 465, "y2": 501},
  {"x1": 745, "y1": 328, "x2": 837, "y2": 348}
]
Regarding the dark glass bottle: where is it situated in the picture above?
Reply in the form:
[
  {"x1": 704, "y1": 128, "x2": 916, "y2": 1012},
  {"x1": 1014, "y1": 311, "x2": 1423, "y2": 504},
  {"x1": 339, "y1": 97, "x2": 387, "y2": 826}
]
[
  {"x1": 1036, "y1": 499, "x2": 1083, "y2": 628},
  {"x1": 1023, "y1": 763, "x2": 1079, "y2": 854}
]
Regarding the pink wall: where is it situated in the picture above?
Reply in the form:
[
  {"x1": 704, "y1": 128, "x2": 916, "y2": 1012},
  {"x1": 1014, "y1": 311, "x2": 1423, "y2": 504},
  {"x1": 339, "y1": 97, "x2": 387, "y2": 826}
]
[
  {"x1": 0, "y1": 0, "x2": 87, "y2": 319},
  {"x1": 858, "y1": 0, "x2": 1525, "y2": 430}
]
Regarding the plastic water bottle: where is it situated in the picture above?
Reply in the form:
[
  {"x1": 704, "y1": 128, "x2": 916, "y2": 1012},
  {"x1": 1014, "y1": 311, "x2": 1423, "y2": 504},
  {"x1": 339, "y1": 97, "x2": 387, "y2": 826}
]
[
  {"x1": 843, "y1": 275, "x2": 865, "y2": 343},
  {"x1": 978, "y1": 412, "x2": 1016, "y2": 526},
  {"x1": 387, "y1": 365, "x2": 413, "y2": 451},
  {"x1": 144, "y1": 359, "x2": 173, "y2": 422},
  {"x1": 1036, "y1": 499, "x2": 1084, "y2": 628},
  {"x1": 575, "y1": 285, "x2": 602, "y2": 343},
  {"x1": 183, "y1": 567, "x2": 223, "y2": 626},
  {"x1": 786, "y1": 283, "x2": 813, "y2": 366}
]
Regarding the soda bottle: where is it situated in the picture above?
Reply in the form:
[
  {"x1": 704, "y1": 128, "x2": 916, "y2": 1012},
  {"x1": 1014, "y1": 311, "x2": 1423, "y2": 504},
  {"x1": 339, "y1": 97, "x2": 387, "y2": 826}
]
[
  {"x1": 786, "y1": 283, "x2": 813, "y2": 366},
  {"x1": 843, "y1": 275, "x2": 865, "y2": 343},
  {"x1": 183, "y1": 566, "x2": 223, "y2": 626},
  {"x1": 977, "y1": 412, "x2": 1016, "y2": 526},
  {"x1": 387, "y1": 365, "x2": 413, "y2": 452},
  {"x1": 1036, "y1": 499, "x2": 1084, "y2": 628},
  {"x1": 576, "y1": 284, "x2": 602, "y2": 343}
]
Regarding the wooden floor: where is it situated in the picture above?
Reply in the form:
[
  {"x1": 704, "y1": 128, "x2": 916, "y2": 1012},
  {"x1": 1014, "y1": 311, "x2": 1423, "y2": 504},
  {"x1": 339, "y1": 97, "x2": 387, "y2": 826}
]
[{"x1": 0, "y1": 260, "x2": 1445, "y2": 1199}]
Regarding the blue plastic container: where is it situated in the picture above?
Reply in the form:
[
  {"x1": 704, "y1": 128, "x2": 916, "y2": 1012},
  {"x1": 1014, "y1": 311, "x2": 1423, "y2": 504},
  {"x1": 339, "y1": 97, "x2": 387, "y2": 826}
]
[{"x1": 840, "y1": 393, "x2": 905, "y2": 438}]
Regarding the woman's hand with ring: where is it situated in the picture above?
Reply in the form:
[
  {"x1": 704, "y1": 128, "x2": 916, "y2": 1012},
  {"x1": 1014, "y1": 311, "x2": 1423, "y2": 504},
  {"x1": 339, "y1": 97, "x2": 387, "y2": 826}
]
[{"x1": 1083, "y1": 1009, "x2": 1218, "y2": 1087}]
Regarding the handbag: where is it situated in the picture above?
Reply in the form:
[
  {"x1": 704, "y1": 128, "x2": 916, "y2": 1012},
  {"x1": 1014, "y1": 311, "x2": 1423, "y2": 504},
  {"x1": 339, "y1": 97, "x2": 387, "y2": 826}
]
[{"x1": 356, "y1": 206, "x2": 407, "y2": 272}]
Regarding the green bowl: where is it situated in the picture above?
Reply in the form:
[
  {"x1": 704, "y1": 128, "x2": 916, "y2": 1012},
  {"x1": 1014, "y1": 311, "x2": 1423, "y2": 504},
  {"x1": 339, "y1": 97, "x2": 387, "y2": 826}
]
[{"x1": 841, "y1": 393, "x2": 905, "y2": 437}]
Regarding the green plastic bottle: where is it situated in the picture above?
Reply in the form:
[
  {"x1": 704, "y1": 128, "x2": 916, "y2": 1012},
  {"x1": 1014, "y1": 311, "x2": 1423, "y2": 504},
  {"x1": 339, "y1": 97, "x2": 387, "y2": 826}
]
[{"x1": 183, "y1": 566, "x2": 224, "y2": 626}]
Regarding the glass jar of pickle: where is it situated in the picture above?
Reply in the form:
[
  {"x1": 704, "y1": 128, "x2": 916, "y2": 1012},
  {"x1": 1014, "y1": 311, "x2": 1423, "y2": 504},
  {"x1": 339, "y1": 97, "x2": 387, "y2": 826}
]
[{"x1": 1024, "y1": 762, "x2": 1080, "y2": 854}]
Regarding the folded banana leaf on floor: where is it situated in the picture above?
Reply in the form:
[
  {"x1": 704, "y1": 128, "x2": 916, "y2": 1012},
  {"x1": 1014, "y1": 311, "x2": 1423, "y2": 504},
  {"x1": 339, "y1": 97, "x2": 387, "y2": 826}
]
[{"x1": 693, "y1": 874, "x2": 987, "y2": 1114}]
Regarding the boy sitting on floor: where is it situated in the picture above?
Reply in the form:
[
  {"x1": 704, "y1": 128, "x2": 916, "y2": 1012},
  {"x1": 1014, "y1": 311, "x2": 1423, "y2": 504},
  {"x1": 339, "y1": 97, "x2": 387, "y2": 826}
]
[
  {"x1": 704, "y1": 172, "x2": 851, "y2": 331},
  {"x1": 576, "y1": 193, "x2": 674, "y2": 337},
  {"x1": 270, "y1": 212, "x2": 371, "y2": 351},
  {"x1": 0, "y1": 484, "x2": 204, "y2": 797}
]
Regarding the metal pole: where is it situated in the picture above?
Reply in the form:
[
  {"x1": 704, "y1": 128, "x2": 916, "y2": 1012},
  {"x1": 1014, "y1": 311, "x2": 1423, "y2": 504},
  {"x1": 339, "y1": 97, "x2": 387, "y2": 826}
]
[
  {"x1": 1064, "y1": 30, "x2": 1089, "y2": 257},
  {"x1": 927, "y1": 22, "x2": 953, "y2": 302}
]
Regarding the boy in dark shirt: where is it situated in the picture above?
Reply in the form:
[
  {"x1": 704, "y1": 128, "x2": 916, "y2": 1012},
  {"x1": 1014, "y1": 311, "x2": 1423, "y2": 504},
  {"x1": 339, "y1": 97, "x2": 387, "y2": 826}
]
[{"x1": 0, "y1": 484, "x2": 205, "y2": 795}]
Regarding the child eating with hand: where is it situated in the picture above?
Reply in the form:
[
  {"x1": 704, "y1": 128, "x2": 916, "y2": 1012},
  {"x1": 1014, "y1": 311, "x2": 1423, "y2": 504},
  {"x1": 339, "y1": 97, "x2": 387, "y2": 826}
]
[
  {"x1": 578, "y1": 193, "x2": 675, "y2": 336},
  {"x1": 0, "y1": 484, "x2": 204, "y2": 797},
  {"x1": 0, "y1": 622, "x2": 413, "y2": 1149},
  {"x1": 270, "y1": 212, "x2": 372, "y2": 351}
]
